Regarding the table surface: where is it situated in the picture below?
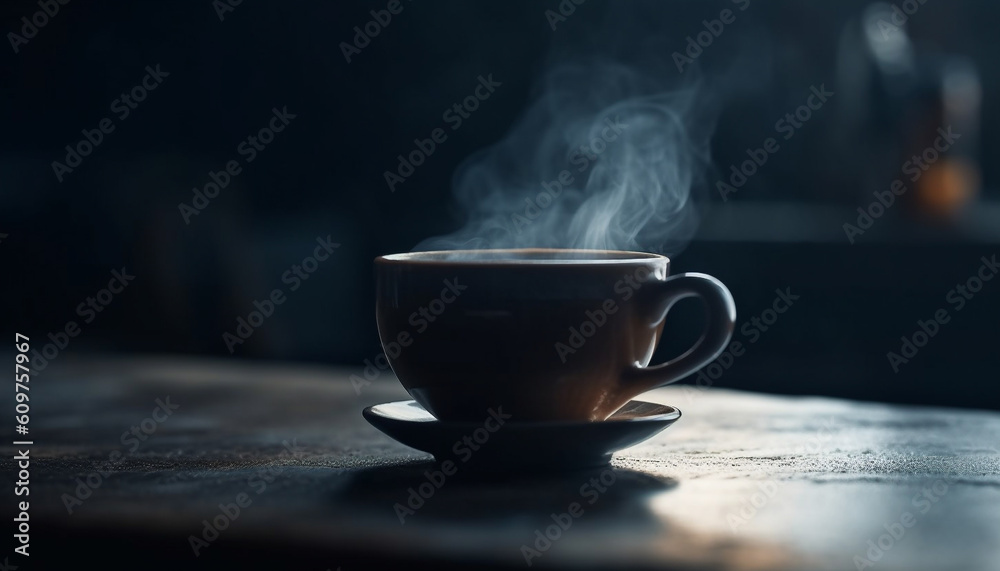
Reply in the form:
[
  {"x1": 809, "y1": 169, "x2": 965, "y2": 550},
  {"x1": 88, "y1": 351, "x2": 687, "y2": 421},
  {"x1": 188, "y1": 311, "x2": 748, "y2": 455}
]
[{"x1": 8, "y1": 356, "x2": 1000, "y2": 570}]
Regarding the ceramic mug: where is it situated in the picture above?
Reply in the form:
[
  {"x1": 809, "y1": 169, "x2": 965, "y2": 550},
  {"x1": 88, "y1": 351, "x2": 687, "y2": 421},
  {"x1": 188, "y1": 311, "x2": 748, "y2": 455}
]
[{"x1": 375, "y1": 249, "x2": 735, "y2": 422}]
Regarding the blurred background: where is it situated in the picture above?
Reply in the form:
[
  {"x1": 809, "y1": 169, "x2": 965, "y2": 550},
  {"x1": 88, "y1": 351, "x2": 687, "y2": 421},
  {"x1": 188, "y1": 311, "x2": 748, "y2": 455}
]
[{"x1": 2, "y1": 0, "x2": 998, "y2": 410}]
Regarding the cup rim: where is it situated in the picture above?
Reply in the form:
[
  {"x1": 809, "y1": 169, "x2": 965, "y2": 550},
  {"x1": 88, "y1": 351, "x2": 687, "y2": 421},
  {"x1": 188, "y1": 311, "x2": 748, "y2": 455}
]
[{"x1": 376, "y1": 248, "x2": 668, "y2": 266}]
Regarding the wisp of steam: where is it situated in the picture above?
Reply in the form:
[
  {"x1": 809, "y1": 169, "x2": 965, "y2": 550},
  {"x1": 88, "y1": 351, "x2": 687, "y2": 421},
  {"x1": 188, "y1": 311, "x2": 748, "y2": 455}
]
[{"x1": 415, "y1": 58, "x2": 717, "y2": 257}]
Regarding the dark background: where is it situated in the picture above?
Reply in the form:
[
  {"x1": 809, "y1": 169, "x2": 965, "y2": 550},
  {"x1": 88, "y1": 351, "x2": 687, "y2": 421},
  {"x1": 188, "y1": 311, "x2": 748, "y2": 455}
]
[{"x1": 2, "y1": 0, "x2": 998, "y2": 409}]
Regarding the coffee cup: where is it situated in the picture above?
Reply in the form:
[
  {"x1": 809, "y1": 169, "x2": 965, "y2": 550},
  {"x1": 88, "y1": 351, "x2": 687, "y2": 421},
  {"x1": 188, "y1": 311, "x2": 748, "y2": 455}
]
[{"x1": 375, "y1": 249, "x2": 735, "y2": 422}]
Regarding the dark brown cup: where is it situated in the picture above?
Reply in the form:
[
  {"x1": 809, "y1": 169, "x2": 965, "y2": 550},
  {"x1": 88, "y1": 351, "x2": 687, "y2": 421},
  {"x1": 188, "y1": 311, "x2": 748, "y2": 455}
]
[{"x1": 375, "y1": 249, "x2": 735, "y2": 422}]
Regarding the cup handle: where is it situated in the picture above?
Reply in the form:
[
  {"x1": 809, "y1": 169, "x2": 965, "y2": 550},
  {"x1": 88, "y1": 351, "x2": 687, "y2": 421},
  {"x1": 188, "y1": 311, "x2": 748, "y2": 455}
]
[{"x1": 623, "y1": 272, "x2": 736, "y2": 393}]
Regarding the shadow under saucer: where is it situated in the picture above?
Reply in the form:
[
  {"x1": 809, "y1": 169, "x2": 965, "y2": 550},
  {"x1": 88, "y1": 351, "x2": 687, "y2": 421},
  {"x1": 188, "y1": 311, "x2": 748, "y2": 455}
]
[{"x1": 363, "y1": 399, "x2": 682, "y2": 471}]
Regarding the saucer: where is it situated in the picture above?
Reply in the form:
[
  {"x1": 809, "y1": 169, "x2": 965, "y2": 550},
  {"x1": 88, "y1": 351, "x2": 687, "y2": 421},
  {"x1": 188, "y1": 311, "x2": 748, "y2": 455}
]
[{"x1": 362, "y1": 400, "x2": 681, "y2": 470}]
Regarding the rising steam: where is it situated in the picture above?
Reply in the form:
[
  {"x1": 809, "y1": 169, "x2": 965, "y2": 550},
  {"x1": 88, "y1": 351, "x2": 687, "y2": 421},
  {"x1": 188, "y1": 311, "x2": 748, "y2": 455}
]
[{"x1": 415, "y1": 57, "x2": 717, "y2": 256}]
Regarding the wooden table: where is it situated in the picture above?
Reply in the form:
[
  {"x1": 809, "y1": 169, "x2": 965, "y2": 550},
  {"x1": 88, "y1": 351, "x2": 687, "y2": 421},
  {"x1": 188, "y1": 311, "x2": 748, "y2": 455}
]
[{"x1": 10, "y1": 357, "x2": 1000, "y2": 570}]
